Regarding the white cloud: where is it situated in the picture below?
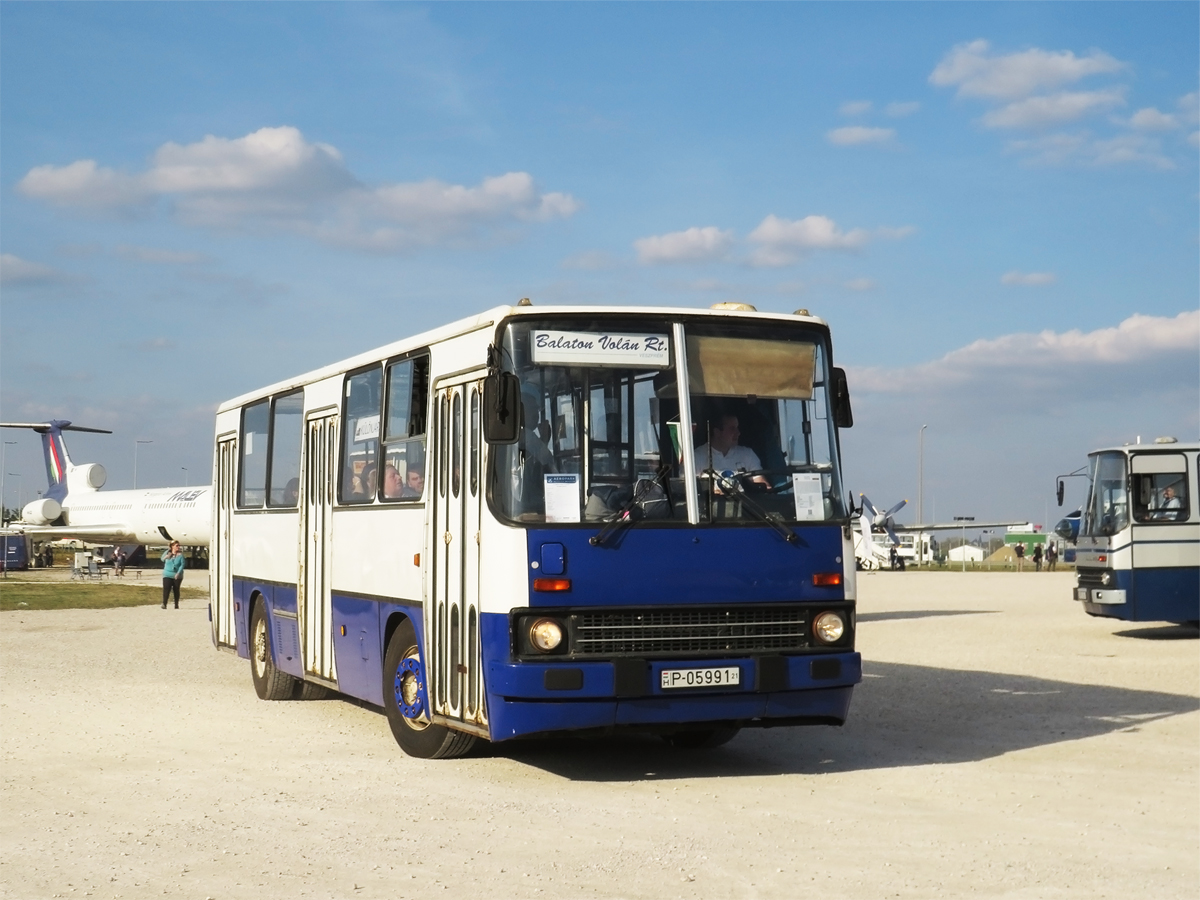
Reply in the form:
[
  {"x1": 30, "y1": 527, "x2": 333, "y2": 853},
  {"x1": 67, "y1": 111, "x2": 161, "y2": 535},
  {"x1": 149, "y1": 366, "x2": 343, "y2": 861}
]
[
  {"x1": 1128, "y1": 108, "x2": 1179, "y2": 131},
  {"x1": 115, "y1": 245, "x2": 207, "y2": 265},
  {"x1": 929, "y1": 40, "x2": 1125, "y2": 101},
  {"x1": 843, "y1": 278, "x2": 877, "y2": 292},
  {"x1": 1006, "y1": 131, "x2": 1174, "y2": 170},
  {"x1": 826, "y1": 126, "x2": 895, "y2": 146},
  {"x1": 982, "y1": 89, "x2": 1125, "y2": 129},
  {"x1": 634, "y1": 226, "x2": 735, "y2": 265},
  {"x1": 1001, "y1": 271, "x2": 1057, "y2": 286},
  {"x1": 1189, "y1": 132, "x2": 1200, "y2": 150},
  {"x1": 886, "y1": 102, "x2": 921, "y2": 118},
  {"x1": 747, "y1": 215, "x2": 911, "y2": 267},
  {"x1": 1179, "y1": 92, "x2": 1199, "y2": 121},
  {"x1": 0, "y1": 253, "x2": 63, "y2": 285},
  {"x1": 839, "y1": 101, "x2": 873, "y2": 116},
  {"x1": 850, "y1": 310, "x2": 1200, "y2": 395},
  {"x1": 17, "y1": 126, "x2": 578, "y2": 252}
]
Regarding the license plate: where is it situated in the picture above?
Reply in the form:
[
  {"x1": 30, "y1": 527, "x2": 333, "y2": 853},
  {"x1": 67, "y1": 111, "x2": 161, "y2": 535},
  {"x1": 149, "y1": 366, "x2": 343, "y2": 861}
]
[
  {"x1": 660, "y1": 666, "x2": 741, "y2": 690},
  {"x1": 1075, "y1": 588, "x2": 1089, "y2": 601}
]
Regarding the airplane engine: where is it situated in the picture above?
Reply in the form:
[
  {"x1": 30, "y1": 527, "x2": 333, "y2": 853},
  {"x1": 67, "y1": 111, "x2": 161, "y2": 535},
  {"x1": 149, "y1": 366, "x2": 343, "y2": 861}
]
[
  {"x1": 74, "y1": 463, "x2": 107, "y2": 489},
  {"x1": 22, "y1": 498, "x2": 62, "y2": 526}
]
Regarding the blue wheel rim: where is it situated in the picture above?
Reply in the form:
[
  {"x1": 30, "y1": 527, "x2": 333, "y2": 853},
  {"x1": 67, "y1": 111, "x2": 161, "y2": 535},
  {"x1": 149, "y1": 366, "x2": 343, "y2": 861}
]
[{"x1": 394, "y1": 657, "x2": 425, "y2": 719}]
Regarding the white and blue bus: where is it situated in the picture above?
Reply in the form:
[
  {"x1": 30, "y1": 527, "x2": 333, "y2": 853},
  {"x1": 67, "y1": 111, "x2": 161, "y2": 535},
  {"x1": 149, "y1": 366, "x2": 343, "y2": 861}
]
[
  {"x1": 210, "y1": 302, "x2": 861, "y2": 757},
  {"x1": 1061, "y1": 438, "x2": 1199, "y2": 625}
]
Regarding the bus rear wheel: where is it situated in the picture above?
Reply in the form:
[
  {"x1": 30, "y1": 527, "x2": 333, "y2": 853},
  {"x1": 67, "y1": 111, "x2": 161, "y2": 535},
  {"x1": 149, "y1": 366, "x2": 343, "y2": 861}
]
[
  {"x1": 383, "y1": 622, "x2": 476, "y2": 759},
  {"x1": 662, "y1": 727, "x2": 741, "y2": 749},
  {"x1": 250, "y1": 601, "x2": 297, "y2": 701}
]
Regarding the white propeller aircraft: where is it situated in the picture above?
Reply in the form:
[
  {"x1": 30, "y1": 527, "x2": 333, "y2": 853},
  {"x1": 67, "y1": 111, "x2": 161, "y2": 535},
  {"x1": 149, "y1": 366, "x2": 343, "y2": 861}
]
[
  {"x1": 853, "y1": 493, "x2": 1023, "y2": 570},
  {"x1": 0, "y1": 420, "x2": 210, "y2": 546}
]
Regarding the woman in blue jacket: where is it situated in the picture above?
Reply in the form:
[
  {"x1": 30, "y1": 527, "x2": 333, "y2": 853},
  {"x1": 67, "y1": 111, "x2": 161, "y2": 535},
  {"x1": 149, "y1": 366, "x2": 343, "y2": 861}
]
[{"x1": 161, "y1": 541, "x2": 185, "y2": 609}]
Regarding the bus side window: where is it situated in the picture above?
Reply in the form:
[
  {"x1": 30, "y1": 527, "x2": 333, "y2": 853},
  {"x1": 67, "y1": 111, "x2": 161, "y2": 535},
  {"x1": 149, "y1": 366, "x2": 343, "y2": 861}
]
[
  {"x1": 239, "y1": 400, "x2": 270, "y2": 508},
  {"x1": 1133, "y1": 472, "x2": 1189, "y2": 522},
  {"x1": 382, "y1": 355, "x2": 429, "y2": 501},
  {"x1": 267, "y1": 391, "x2": 303, "y2": 507},
  {"x1": 341, "y1": 367, "x2": 383, "y2": 504}
]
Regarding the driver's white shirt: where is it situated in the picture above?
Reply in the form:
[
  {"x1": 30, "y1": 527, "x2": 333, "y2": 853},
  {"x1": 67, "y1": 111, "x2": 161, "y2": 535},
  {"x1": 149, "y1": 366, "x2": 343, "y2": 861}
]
[{"x1": 694, "y1": 444, "x2": 761, "y2": 474}]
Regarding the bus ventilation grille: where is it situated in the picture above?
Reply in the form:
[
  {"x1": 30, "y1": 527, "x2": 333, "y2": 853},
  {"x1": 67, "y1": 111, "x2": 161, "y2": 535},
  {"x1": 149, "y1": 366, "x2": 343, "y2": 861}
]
[{"x1": 572, "y1": 606, "x2": 809, "y2": 657}]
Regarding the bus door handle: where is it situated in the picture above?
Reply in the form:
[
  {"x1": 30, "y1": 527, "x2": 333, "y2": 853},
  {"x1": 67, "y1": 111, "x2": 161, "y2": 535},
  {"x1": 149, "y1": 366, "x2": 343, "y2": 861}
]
[{"x1": 444, "y1": 532, "x2": 453, "y2": 545}]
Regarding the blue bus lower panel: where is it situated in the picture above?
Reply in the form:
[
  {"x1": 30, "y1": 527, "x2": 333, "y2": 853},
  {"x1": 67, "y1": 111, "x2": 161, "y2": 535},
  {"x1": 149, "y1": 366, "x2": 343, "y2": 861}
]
[
  {"x1": 481, "y1": 611, "x2": 861, "y2": 741},
  {"x1": 1084, "y1": 566, "x2": 1200, "y2": 623}
]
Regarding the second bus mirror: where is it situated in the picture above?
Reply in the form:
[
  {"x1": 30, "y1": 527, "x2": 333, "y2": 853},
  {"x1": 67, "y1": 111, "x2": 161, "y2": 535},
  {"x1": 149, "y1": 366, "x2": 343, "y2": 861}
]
[
  {"x1": 1056, "y1": 480, "x2": 1065, "y2": 507},
  {"x1": 483, "y1": 373, "x2": 521, "y2": 444},
  {"x1": 831, "y1": 367, "x2": 853, "y2": 429}
]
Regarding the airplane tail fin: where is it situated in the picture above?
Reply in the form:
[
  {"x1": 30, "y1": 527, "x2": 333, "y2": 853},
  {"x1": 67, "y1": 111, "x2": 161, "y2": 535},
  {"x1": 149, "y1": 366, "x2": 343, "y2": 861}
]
[{"x1": 0, "y1": 420, "x2": 112, "y2": 503}]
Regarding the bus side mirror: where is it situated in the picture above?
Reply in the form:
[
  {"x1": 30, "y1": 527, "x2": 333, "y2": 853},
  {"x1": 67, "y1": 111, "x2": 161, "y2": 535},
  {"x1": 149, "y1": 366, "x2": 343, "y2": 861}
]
[
  {"x1": 831, "y1": 367, "x2": 853, "y2": 429},
  {"x1": 1056, "y1": 480, "x2": 1064, "y2": 507},
  {"x1": 483, "y1": 373, "x2": 521, "y2": 444}
]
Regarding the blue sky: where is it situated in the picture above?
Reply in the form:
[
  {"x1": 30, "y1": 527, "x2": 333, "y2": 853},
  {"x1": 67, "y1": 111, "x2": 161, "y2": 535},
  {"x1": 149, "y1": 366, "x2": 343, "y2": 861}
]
[{"x1": 2, "y1": 3, "x2": 1197, "y2": 527}]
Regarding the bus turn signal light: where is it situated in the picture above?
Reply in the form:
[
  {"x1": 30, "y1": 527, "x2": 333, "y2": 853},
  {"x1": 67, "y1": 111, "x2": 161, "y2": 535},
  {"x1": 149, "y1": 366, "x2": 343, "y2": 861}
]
[
  {"x1": 812, "y1": 573, "x2": 842, "y2": 587},
  {"x1": 533, "y1": 578, "x2": 571, "y2": 592}
]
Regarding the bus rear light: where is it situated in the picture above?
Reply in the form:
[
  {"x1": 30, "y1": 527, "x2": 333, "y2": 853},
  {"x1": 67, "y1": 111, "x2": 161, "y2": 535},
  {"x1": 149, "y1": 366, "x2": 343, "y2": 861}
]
[
  {"x1": 812, "y1": 573, "x2": 842, "y2": 587},
  {"x1": 533, "y1": 578, "x2": 571, "y2": 592}
]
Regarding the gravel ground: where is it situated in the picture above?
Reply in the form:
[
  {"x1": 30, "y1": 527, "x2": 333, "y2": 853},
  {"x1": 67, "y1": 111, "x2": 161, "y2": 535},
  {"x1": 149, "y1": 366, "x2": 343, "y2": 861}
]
[{"x1": 1, "y1": 571, "x2": 1196, "y2": 899}]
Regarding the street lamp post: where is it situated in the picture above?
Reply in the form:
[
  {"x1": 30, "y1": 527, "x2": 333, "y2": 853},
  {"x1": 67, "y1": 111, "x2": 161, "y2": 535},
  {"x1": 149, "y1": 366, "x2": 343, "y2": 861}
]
[
  {"x1": 1, "y1": 441, "x2": 16, "y2": 520},
  {"x1": 134, "y1": 440, "x2": 153, "y2": 489},
  {"x1": 7, "y1": 474, "x2": 21, "y2": 510},
  {"x1": 918, "y1": 424, "x2": 928, "y2": 566},
  {"x1": 181, "y1": 467, "x2": 188, "y2": 487}
]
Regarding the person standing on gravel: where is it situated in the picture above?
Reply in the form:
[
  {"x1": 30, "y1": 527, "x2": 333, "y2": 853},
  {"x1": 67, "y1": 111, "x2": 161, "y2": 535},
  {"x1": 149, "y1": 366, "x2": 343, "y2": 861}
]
[{"x1": 161, "y1": 542, "x2": 185, "y2": 609}]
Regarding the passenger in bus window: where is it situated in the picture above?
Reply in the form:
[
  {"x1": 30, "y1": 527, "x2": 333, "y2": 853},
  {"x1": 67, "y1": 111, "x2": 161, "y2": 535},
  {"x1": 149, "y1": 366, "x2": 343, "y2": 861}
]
[
  {"x1": 362, "y1": 464, "x2": 378, "y2": 501},
  {"x1": 404, "y1": 462, "x2": 425, "y2": 498},
  {"x1": 283, "y1": 478, "x2": 299, "y2": 506},
  {"x1": 383, "y1": 464, "x2": 404, "y2": 499}
]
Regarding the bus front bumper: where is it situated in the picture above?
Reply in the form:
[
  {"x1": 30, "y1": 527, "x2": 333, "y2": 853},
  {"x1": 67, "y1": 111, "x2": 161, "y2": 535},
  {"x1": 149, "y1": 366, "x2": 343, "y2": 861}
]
[{"x1": 484, "y1": 651, "x2": 861, "y2": 741}]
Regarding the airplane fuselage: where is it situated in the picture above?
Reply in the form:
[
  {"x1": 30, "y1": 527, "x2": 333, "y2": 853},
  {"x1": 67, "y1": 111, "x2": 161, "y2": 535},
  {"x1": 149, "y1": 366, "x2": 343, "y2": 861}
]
[{"x1": 62, "y1": 486, "x2": 211, "y2": 546}]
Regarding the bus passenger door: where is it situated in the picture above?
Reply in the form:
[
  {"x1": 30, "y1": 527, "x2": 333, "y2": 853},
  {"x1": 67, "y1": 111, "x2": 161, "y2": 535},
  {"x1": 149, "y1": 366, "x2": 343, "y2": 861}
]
[
  {"x1": 211, "y1": 435, "x2": 236, "y2": 648},
  {"x1": 300, "y1": 412, "x2": 337, "y2": 683},
  {"x1": 429, "y1": 378, "x2": 487, "y2": 729}
]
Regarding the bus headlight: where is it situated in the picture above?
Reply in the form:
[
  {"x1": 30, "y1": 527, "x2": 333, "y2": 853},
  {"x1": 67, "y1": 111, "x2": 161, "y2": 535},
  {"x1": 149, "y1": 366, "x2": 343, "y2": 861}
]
[
  {"x1": 812, "y1": 612, "x2": 845, "y2": 645},
  {"x1": 529, "y1": 618, "x2": 564, "y2": 653},
  {"x1": 1100, "y1": 570, "x2": 1115, "y2": 587}
]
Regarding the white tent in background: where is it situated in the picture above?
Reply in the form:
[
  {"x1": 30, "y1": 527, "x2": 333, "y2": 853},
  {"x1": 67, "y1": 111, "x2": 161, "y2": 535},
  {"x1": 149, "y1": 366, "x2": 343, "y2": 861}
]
[{"x1": 948, "y1": 544, "x2": 985, "y2": 563}]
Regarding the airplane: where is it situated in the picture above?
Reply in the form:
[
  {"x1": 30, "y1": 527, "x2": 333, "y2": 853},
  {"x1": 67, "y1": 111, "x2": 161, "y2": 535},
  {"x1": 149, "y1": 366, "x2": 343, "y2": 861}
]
[
  {"x1": 0, "y1": 420, "x2": 210, "y2": 547},
  {"x1": 853, "y1": 493, "x2": 1025, "y2": 570}
]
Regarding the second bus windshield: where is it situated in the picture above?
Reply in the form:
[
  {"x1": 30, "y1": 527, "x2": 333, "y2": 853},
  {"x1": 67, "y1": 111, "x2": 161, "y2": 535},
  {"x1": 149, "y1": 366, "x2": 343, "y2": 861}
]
[{"x1": 489, "y1": 317, "x2": 846, "y2": 526}]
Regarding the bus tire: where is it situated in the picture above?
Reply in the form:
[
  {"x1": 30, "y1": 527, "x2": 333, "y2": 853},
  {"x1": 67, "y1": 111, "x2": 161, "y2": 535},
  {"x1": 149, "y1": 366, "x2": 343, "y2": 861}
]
[
  {"x1": 383, "y1": 622, "x2": 476, "y2": 759},
  {"x1": 662, "y1": 727, "x2": 740, "y2": 749},
  {"x1": 250, "y1": 601, "x2": 297, "y2": 701},
  {"x1": 294, "y1": 681, "x2": 332, "y2": 700}
]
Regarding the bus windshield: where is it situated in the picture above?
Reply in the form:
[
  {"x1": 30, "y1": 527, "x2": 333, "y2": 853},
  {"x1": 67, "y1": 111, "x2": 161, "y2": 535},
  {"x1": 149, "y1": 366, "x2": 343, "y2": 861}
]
[
  {"x1": 489, "y1": 316, "x2": 847, "y2": 526},
  {"x1": 1082, "y1": 451, "x2": 1129, "y2": 536}
]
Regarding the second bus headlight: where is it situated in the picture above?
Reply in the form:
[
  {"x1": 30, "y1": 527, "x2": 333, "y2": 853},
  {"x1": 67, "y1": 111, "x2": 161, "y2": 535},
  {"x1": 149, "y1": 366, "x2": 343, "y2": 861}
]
[
  {"x1": 529, "y1": 618, "x2": 564, "y2": 652},
  {"x1": 812, "y1": 612, "x2": 845, "y2": 645}
]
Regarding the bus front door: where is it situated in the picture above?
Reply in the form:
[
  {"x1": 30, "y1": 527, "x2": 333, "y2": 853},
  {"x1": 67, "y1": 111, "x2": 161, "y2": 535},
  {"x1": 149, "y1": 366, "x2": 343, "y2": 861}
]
[
  {"x1": 300, "y1": 412, "x2": 337, "y2": 684},
  {"x1": 429, "y1": 379, "x2": 487, "y2": 731},
  {"x1": 211, "y1": 435, "x2": 236, "y2": 649}
]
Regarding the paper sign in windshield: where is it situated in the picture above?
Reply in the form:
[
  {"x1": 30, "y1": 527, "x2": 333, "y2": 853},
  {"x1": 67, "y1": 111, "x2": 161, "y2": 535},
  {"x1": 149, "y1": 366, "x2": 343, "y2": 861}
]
[
  {"x1": 544, "y1": 473, "x2": 581, "y2": 523},
  {"x1": 354, "y1": 414, "x2": 380, "y2": 443},
  {"x1": 792, "y1": 473, "x2": 824, "y2": 521},
  {"x1": 531, "y1": 331, "x2": 670, "y2": 368}
]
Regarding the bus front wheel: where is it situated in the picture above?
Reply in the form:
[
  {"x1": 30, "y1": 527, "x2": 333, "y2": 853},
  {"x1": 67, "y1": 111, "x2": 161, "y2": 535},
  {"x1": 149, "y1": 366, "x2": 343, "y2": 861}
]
[
  {"x1": 250, "y1": 601, "x2": 297, "y2": 701},
  {"x1": 383, "y1": 623, "x2": 476, "y2": 759}
]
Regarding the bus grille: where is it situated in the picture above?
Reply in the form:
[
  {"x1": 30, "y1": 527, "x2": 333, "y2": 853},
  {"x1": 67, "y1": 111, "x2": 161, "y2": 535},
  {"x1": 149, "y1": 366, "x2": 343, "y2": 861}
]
[
  {"x1": 571, "y1": 606, "x2": 810, "y2": 657},
  {"x1": 1076, "y1": 567, "x2": 1107, "y2": 587}
]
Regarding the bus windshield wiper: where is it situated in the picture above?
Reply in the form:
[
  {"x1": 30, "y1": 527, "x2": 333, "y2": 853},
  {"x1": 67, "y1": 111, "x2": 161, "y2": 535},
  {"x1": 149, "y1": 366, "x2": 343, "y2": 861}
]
[
  {"x1": 710, "y1": 470, "x2": 800, "y2": 545},
  {"x1": 590, "y1": 466, "x2": 670, "y2": 547}
]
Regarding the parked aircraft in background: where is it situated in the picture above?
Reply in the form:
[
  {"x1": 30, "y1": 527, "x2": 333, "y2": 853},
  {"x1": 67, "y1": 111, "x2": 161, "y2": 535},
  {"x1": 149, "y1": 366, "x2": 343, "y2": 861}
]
[
  {"x1": 854, "y1": 494, "x2": 1023, "y2": 569},
  {"x1": 0, "y1": 420, "x2": 210, "y2": 546}
]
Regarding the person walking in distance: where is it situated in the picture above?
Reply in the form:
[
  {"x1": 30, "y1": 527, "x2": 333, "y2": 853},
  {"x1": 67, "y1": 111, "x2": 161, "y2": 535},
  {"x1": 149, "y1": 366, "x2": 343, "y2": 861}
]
[
  {"x1": 161, "y1": 541, "x2": 185, "y2": 609},
  {"x1": 1014, "y1": 542, "x2": 1026, "y2": 572}
]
